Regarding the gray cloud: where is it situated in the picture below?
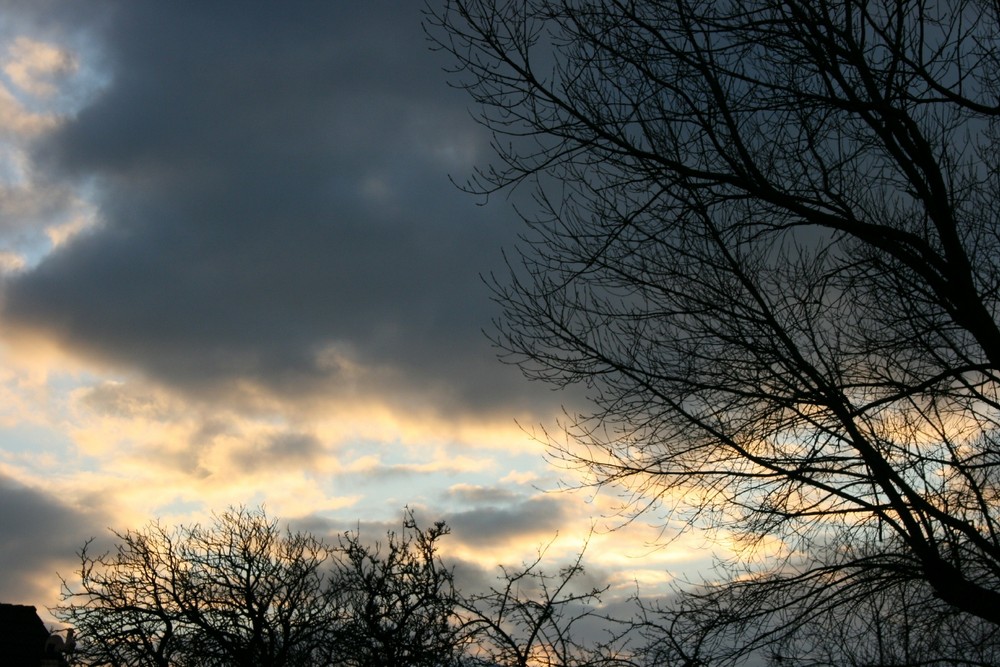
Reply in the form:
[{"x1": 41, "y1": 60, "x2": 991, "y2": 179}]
[
  {"x1": 446, "y1": 495, "x2": 571, "y2": 547},
  {"x1": 78, "y1": 381, "x2": 170, "y2": 420},
  {"x1": 228, "y1": 431, "x2": 322, "y2": 475},
  {"x1": 0, "y1": 473, "x2": 106, "y2": 605},
  {"x1": 446, "y1": 483, "x2": 522, "y2": 506},
  {"x1": 289, "y1": 493, "x2": 571, "y2": 550},
  {"x1": 1, "y1": 0, "x2": 561, "y2": 418}
]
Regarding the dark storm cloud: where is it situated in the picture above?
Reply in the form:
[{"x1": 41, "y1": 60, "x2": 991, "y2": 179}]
[
  {"x1": 0, "y1": 473, "x2": 105, "y2": 603},
  {"x1": 2, "y1": 0, "x2": 553, "y2": 416}
]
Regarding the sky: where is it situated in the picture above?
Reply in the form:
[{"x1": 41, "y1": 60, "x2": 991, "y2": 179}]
[{"x1": 0, "y1": 0, "x2": 716, "y2": 620}]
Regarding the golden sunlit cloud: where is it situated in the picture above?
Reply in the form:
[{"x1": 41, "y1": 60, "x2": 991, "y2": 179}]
[
  {"x1": 46, "y1": 210, "x2": 98, "y2": 248},
  {"x1": 3, "y1": 37, "x2": 78, "y2": 98},
  {"x1": 0, "y1": 250, "x2": 25, "y2": 274},
  {"x1": 0, "y1": 323, "x2": 726, "y2": 613},
  {"x1": 500, "y1": 469, "x2": 540, "y2": 485},
  {"x1": 0, "y1": 83, "x2": 59, "y2": 137}
]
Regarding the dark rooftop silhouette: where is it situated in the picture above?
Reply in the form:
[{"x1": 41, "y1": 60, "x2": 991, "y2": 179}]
[{"x1": 0, "y1": 603, "x2": 69, "y2": 667}]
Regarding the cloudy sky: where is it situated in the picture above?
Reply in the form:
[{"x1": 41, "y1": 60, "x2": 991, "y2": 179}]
[{"x1": 0, "y1": 0, "x2": 713, "y2": 617}]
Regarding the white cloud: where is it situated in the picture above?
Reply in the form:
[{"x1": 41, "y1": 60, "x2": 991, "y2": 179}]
[{"x1": 500, "y1": 469, "x2": 540, "y2": 485}]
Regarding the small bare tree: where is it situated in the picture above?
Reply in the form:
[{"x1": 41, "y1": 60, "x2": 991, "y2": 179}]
[
  {"x1": 55, "y1": 507, "x2": 336, "y2": 667},
  {"x1": 428, "y1": 0, "x2": 1000, "y2": 660},
  {"x1": 457, "y1": 542, "x2": 640, "y2": 667},
  {"x1": 329, "y1": 511, "x2": 461, "y2": 667},
  {"x1": 55, "y1": 508, "x2": 467, "y2": 667}
]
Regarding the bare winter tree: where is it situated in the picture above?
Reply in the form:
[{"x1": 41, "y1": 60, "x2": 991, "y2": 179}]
[
  {"x1": 760, "y1": 574, "x2": 1000, "y2": 666},
  {"x1": 456, "y1": 543, "x2": 635, "y2": 667},
  {"x1": 55, "y1": 507, "x2": 337, "y2": 667},
  {"x1": 631, "y1": 550, "x2": 1000, "y2": 665},
  {"x1": 329, "y1": 511, "x2": 462, "y2": 667},
  {"x1": 55, "y1": 508, "x2": 468, "y2": 667},
  {"x1": 428, "y1": 0, "x2": 1000, "y2": 660}
]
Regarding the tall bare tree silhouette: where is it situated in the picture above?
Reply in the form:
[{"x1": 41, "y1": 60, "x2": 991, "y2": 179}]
[{"x1": 429, "y1": 0, "x2": 1000, "y2": 660}]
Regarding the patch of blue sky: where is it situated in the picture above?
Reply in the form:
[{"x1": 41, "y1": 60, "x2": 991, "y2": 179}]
[
  {"x1": 150, "y1": 496, "x2": 206, "y2": 521},
  {"x1": 0, "y1": 421, "x2": 84, "y2": 475},
  {"x1": 0, "y1": 26, "x2": 105, "y2": 271}
]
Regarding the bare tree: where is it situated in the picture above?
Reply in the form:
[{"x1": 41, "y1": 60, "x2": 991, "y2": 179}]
[
  {"x1": 329, "y1": 511, "x2": 462, "y2": 667},
  {"x1": 760, "y1": 574, "x2": 1000, "y2": 666},
  {"x1": 427, "y1": 0, "x2": 1000, "y2": 659},
  {"x1": 631, "y1": 548, "x2": 1000, "y2": 666},
  {"x1": 55, "y1": 507, "x2": 337, "y2": 667},
  {"x1": 55, "y1": 508, "x2": 472, "y2": 667},
  {"x1": 457, "y1": 542, "x2": 638, "y2": 667}
]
